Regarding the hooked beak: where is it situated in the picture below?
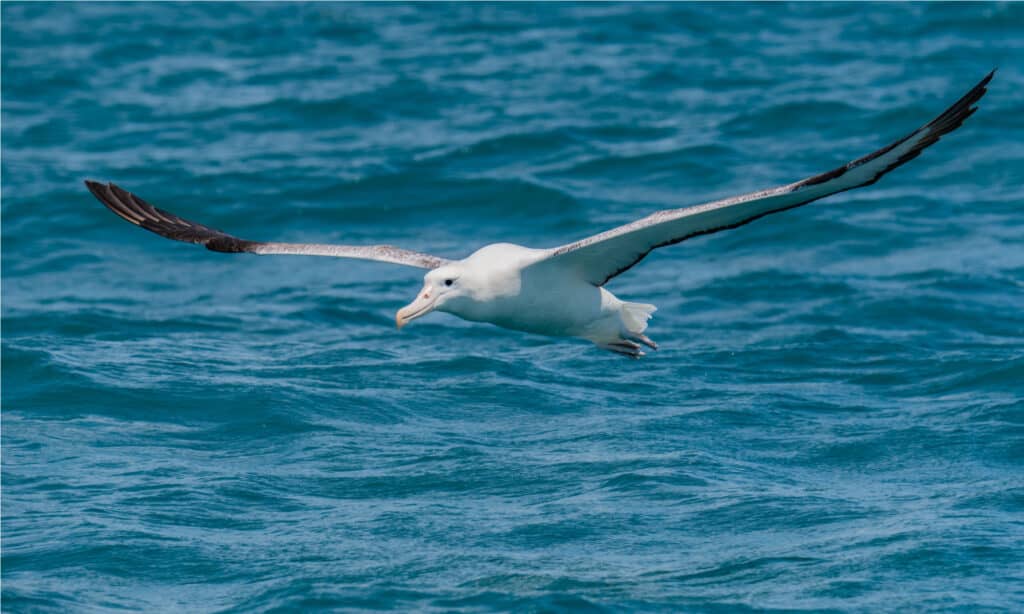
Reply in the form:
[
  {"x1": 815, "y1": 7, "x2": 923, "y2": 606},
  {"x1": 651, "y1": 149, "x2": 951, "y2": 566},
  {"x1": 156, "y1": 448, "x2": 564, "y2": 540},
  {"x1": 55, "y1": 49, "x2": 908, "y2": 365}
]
[{"x1": 396, "y1": 286, "x2": 437, "y2": 329}]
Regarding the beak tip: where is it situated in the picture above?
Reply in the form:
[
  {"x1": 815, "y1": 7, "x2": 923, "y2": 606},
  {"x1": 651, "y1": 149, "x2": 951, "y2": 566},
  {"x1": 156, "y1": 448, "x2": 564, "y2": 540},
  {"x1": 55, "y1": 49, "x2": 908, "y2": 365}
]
[{"x1": 396, "y1": 287, "x2": 435, "y2": 330}]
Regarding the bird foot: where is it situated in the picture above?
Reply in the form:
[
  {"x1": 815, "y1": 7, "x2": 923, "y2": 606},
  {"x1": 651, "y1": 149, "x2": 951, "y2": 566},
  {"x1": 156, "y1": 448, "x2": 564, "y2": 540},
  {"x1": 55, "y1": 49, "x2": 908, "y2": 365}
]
[
  {"x1": 630, "y1": 333, "x2": 658, "y2": 350},
  {"x1": 598, "y1": 339, "x2": 646, "y2": 358}
]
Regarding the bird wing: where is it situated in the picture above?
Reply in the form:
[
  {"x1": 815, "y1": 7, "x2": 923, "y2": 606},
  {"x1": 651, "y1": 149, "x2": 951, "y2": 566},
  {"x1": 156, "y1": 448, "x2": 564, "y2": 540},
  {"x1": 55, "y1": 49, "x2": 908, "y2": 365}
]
[
  {"x1": 85, "y1": 181, "x2": 451, "y2": 269},
  {"x1": 530, "y1": 71, "x2": 994, "y2": 286}
]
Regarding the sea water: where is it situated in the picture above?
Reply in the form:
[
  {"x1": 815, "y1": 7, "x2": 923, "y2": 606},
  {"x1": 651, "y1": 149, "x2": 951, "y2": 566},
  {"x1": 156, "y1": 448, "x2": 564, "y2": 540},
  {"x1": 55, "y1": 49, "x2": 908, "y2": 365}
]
[{"x1": 3, "y1": 3, "x2": 1023, "y2": 611}]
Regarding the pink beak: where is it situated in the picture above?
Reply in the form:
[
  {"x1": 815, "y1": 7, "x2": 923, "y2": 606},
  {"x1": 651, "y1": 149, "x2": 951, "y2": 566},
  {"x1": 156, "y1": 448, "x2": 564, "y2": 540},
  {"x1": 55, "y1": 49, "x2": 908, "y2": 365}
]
[{"x1": 395, "y1": 286, "x2": 437, "y2": 329}]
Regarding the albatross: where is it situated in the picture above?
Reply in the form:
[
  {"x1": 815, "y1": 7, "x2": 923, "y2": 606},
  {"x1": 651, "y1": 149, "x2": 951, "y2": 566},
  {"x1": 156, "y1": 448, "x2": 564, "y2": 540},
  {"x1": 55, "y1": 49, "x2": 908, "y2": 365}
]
[{"x1": 86, "y1": 71, "x2": 993, "y2": 357}]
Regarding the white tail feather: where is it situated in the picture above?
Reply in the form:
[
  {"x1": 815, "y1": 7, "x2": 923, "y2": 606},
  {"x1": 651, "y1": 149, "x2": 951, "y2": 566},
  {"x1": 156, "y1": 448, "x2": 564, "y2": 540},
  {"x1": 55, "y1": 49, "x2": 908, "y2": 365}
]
[{"x1": 621, "y1": 301, "x2": 656, "y2": 334}]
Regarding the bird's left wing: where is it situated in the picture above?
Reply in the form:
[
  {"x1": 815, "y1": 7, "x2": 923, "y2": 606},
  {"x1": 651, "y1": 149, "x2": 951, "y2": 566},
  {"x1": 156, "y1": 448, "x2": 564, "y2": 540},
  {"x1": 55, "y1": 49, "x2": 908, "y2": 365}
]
[
  {"x1": 85, "y1": 181, "x2": 450, "y2": 269},
  {"x1": 531, "y1": 71, "x2": 994, "y2": 286}
]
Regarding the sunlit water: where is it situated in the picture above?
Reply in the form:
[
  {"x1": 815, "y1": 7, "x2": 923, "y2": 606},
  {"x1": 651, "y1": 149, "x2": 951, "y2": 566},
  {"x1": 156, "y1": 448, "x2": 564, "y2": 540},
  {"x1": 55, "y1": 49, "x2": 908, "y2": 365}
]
[{"x1": 3, "y1": 3, "x2": 1023, "y2": 611}]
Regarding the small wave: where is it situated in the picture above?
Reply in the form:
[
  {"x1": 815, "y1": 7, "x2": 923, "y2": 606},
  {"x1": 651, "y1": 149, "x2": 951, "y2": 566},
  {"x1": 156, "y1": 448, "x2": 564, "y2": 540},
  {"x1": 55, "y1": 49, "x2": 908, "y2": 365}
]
[{"x1": 722, "y1": 100, "x2": 867, "y2": 136}]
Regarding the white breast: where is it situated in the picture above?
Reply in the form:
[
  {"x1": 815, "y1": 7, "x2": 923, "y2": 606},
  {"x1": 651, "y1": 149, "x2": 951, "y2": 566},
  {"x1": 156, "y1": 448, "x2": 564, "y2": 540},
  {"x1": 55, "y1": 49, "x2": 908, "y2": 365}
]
[{"x1": 452, "y1": 244, "x2": 612, "y2": 337}]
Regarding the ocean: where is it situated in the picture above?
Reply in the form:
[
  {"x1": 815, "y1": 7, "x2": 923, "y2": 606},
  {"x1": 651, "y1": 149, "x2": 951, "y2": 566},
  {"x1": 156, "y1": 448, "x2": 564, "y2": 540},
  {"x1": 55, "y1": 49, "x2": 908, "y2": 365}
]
[{"x1": 3, "y1": 2, "x2": 1022, "y2": 611}]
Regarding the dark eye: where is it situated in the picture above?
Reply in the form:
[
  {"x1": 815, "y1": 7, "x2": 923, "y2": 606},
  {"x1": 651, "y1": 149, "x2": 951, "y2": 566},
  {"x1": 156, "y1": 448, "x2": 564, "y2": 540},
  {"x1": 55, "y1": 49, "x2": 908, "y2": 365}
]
[{"x1": 444, "y1": 279, "x2": 454, "y2": 287}]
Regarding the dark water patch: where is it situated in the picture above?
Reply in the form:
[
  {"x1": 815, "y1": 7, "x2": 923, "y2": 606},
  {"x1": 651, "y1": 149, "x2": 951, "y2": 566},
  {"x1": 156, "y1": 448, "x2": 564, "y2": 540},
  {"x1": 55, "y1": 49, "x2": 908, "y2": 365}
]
[
  {"x1": 416, "y1": 128, "x2": 592, "y2": 175},
  {"x1": 567, "y1": 122, "x2": 678, "y2": 144},
  {"x1": 167, "y1": 94, "x2": 382, "y2": 127},
  {"x1": 723, "y1": 101, "x2": 867, "y2": 137},
  {"x1": 553, "y1": 144, "x2": 743, "y2": 186},
  {"x1": 294, "y1": 172, "x2": 580, "y2": 228},
  {"x1": 663, "y1": 555, "x2": 822, "y2": 586},
  {"x1": 346, "y1": 76, "x2": 467, "y2": 121}
]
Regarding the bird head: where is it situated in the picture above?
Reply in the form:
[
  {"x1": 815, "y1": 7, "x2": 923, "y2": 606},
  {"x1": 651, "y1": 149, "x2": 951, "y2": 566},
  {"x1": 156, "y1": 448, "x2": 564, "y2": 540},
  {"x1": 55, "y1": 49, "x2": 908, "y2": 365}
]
[{"x1": 395, "y1": 264, "x2": 467, "y2": 329}]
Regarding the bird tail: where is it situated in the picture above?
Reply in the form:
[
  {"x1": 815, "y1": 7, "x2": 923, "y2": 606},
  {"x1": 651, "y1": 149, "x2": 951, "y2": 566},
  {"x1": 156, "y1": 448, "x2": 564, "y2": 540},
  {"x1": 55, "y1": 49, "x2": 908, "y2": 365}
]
[{"x1": 621, "y1": 301, "x2": 657, "y2": 335}]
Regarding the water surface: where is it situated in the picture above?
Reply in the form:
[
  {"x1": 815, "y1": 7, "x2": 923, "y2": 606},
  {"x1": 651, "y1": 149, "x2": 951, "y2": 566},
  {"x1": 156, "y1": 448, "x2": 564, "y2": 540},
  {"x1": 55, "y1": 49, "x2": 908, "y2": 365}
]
[{"x1": 3, "y1": 2, "x2": 1023, "y2": 611}]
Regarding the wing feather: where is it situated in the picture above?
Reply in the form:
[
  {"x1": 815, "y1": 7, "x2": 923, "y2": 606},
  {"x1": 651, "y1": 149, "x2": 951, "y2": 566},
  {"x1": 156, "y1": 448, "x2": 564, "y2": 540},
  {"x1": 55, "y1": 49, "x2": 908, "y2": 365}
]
[
  {"x1": 85, "y1": 181, "x2": 449, "y2": 269},
  {"x1": 534, "y1": 71, "x2": 994, "y2": 286}
]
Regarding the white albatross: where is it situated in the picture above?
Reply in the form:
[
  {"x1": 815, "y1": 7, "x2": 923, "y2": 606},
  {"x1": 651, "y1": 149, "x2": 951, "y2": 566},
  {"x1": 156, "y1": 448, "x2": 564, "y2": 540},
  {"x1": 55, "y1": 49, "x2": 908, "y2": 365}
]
[{"x1": 86, "y1": 71, "x2": 993, "y2": 357}]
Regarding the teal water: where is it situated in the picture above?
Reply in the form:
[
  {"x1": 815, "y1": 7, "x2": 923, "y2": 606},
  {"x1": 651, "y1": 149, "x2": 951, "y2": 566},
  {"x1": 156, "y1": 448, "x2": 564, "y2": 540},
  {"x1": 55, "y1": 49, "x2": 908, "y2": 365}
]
[{"x1": 3, "y1": 2, "x2": 1023, "y2": 611}]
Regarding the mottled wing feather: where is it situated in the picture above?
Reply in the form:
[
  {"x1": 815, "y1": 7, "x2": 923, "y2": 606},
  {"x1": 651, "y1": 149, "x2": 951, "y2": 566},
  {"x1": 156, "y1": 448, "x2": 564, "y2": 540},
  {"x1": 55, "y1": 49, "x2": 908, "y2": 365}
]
[
  {"x1": 85, "y1": 181, "x2": 450, "y2": 269},
  {"x1": 536, "y1": 71, "x2": 994, "y2": 286}
]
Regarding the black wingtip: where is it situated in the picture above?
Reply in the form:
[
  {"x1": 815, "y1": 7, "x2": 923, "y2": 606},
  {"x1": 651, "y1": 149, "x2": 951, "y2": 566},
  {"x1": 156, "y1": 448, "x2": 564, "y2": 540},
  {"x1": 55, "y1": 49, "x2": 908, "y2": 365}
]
[
  {"x1": 797, "y1": 71, "x2": 993, "y2": 193},
  {"x1": 84, "y1": 180, "x2": 247, "y2": 250},
  {"x1": 923, "y1": 69, "x2": 993, "y2": 139},
  {"x1": 970, "y1": 69, "x2": 995, "y2": 93},
  {"x1": 975, "y1": 68, "x2": 995, "y2": 95},
  {"x1": 84, "y1": 179, "x2": 106, "y2": 199}
]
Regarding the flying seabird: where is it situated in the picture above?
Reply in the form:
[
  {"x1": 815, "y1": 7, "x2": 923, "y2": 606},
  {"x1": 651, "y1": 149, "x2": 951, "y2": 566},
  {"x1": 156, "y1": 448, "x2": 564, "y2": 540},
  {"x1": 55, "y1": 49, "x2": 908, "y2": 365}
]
[{"x1": 86, "y1": 71, "x2": 993, "y2": 357}]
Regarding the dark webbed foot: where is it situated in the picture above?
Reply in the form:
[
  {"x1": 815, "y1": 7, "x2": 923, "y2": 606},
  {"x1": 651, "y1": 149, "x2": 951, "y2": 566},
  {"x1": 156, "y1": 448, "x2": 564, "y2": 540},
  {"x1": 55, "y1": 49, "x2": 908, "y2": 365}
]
[
  {"x1": 598, "y1": 339, "x2": 645, "y2": 358},
  {"x1": 630, "y1": 333, "x2": 658, "y2": 350}
]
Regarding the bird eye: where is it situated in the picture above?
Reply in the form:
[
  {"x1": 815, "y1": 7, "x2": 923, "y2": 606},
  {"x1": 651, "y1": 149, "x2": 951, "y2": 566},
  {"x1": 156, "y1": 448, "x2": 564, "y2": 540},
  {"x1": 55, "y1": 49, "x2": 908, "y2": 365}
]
[{"x1": 444, "y1": 279, "x2": 454, "y2": 287}]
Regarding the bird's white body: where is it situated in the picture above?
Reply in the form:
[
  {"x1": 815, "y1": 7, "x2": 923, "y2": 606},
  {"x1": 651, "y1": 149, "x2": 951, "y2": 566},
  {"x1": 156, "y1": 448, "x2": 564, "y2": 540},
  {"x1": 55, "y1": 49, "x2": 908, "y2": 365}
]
[{"x1": 425, "y1": 244, "x2": 657, "y2": 354}]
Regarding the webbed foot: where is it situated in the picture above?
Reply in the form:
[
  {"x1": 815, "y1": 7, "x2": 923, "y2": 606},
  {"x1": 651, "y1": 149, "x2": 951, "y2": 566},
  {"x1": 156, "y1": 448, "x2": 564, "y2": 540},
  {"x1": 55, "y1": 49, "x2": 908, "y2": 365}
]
[
  {"x1": 629, "y1": 333, "x2": 658, "y2": 350},
  {"x1": 598, "y1": 339, "x2": 645, "y2": 358}
]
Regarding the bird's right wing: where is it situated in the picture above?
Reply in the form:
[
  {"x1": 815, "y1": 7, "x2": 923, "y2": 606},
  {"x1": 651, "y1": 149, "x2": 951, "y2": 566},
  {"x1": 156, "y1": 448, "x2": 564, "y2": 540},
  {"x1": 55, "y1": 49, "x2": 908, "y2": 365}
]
[
  {"x1": 529, "y1": 71, "x2": 994, "y2": 286},
  {"x1": 85, "y1": 181, "x2": 450, "y2": 269}
]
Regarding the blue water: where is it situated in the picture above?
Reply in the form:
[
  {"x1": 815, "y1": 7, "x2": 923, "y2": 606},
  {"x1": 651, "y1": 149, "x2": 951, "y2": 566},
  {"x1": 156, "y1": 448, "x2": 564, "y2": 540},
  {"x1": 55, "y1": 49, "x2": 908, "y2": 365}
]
[{"x1": 3, "y1": 2, "x2": 1023, "y2": 611}]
